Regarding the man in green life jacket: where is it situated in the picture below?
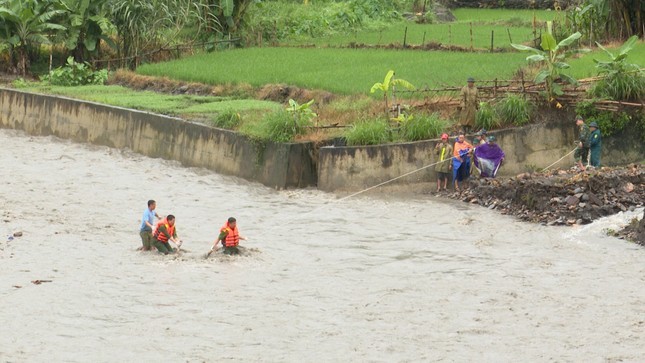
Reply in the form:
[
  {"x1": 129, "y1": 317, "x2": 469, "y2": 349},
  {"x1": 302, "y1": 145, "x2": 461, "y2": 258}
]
[
  {"x1": 588, "y1": 121, "x2": 602, "y2": 168},
  {"x1": 152, "y1": 214, "x2": 182, "y2": 255},
  {"x1": 212, "y1": 217, "x2": 247, "y2": 255}
]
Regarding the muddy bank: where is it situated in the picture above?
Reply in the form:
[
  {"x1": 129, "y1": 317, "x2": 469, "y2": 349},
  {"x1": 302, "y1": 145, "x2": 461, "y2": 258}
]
[{"x1": 441, "y1": 164, "x2": 644, "y2": 244}]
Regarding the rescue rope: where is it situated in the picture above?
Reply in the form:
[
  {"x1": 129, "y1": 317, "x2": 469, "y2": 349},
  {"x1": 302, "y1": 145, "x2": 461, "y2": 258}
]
[{"x1": 541, "y1": 147, "x2": 578, "y2": 172}]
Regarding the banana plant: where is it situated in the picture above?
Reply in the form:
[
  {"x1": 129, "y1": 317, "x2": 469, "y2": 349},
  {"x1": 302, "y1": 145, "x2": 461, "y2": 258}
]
[
  {"x1": 58, "y1": 0, "x2": 115, "y2": 62},
  {"x1": 370, "y1": 70, "x2": 416, "y2": 116},
  {"x1": 286, "y1": 98, "x2": 317, "y2": 131},
  {"x1": 0, "y1": 0, "x2": 66, "y2": 75},
  {"x1": 512, "y1": 25, "x2": 589, "y2": 98}
]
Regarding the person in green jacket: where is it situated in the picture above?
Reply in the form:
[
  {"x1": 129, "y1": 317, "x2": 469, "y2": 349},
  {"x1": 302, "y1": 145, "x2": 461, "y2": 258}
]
[
  {"x1": 574, "y1": 115, "x2": 590, "y2": 171},
  {"x1": 588, "y1": 121, "x2": 602, "y2": 167},
  {"x1": 434, "y1": 133, "x2": 453, "y2": 192}
]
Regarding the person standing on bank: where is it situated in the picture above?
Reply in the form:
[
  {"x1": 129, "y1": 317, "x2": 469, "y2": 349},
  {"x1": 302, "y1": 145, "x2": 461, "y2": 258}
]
[
  {"x1": 458, "y1": 77, "x2": 479, "y2": 135},
  {"x1": 434, "y1": 133, "x2": 453, "y2": 192},
  {"x1": 212, "y1": 217, "x2": 247, "y2": 255},
  {"x1": 152, "y1": 215, "x2": 182, "y2": 255},
  {"x1": 588, "y1": 121, "x2": 602, "y2": 167},
  {"x1": 574, "y1": 115, "x2": 590, "y2": 171},
  {"x1": 453, "y1": 134, "x2": 473, "y2": 192},
  {"x1": 139, "y1": 199, "x2": 161, "y2": 251}
]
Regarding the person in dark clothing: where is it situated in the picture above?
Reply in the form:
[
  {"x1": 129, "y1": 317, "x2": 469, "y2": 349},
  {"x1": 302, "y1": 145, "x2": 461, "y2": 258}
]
[{"x1": 588, "y1": 121, "x2": 602, "y2": 167}]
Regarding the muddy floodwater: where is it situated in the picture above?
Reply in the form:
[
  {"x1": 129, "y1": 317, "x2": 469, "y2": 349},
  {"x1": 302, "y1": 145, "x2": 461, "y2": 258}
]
[{"x1": 0, "y1": 129, "x2": 643, "y2": 362}]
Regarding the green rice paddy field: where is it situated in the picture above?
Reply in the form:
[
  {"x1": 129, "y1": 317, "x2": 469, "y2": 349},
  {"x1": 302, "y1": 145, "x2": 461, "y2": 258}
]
[
  {"x1": 137, "y1": 48, "x2": 530, "y2": 95},
  {"x1": 291, "y1": 8, "x2": 561, "y2": 49}
]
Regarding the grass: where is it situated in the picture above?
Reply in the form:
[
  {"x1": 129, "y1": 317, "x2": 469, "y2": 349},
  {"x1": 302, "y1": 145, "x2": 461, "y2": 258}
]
[
  {"x1": 16, "y1": 84, "x2": 281, "y2": 116},
  {"x1": 138, "y1": 47, "x2": 528, "y2": 95}
]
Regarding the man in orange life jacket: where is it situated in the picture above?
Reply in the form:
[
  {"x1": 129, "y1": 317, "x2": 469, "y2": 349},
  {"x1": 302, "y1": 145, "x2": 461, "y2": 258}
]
[
  {"x1": 152, "y1": 214, "x2": 182, "y2": 255},
  {"x1": 212, "y1": 217, "x2": 246, "y2": 255}
]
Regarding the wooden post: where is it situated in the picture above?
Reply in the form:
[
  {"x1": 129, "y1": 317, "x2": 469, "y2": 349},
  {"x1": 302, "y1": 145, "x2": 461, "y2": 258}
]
[
  {"x1": 507, "y1": 28, "x2": 512, "y2": 44},
  {"x1": 532, "y1": 14, "x2": 537, "y2": 47},
  {"x1": 520, "y1": 71, "x2": 525, "y2": 93},
  {"x1": 403, "y1": 26, "x2": 408, "y2": 47},
  {"x1": 494, "y1": 78, "x2": 498, "y2": 97},
  {"x1": 422, "y1": 31, "x2": 426, "y2": 47},
  {"x1": 448, "y1": 24, "x2": 452, "y2": 45},
  {"x1": 469, "y1": 22, "x2": 473, "y2": 51},
  {"x1": 490, "y1": 30, "x2": 494, "y2": 52}
]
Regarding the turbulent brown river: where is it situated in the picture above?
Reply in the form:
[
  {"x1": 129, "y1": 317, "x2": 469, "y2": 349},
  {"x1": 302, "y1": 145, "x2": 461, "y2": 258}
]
[{"x1": 0, "y1": 129, "x2": 643, "y2": 362}]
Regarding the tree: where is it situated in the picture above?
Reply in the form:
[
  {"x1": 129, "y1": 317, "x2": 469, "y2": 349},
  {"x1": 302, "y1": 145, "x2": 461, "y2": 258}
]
[
  {"x1": 512, "y1": 25, "x2": 589, "y2": 99},
  {"x1": 0, "y1": 0, "x2": 65, "y2": 75},
  {"x1": 57, "y1": 0, "x2": 114, "y2": 63},
  {"x1": 370, "y1": 70, "x2": 416, "y2": 116}
]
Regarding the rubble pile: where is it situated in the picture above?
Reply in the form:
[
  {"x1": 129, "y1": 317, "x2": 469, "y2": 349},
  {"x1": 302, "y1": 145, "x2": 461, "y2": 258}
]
[{"x1": 452, "y1": 164, "x2": 644, "y2": 243}]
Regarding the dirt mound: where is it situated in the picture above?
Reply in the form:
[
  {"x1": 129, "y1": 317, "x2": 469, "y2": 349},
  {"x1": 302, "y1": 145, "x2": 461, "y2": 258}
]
[
  {"x1": 450, "y1": 164, "x2": 644, "y2": 240},
  {"x1": 614, "y1": 210, "x2": 645, "y2": 246},
  {"x1": 256, "y1": 84, "x2": 335, "y2": 105}
]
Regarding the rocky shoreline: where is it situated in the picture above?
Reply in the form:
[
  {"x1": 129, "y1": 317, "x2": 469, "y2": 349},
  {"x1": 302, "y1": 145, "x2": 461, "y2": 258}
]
[{"x1": 442, "y1": 164, "x2": 644, "y2": 245}]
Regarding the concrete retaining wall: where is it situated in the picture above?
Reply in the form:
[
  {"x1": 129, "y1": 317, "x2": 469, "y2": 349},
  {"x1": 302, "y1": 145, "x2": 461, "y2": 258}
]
[
  {"x1": 0, "y1": 88, "x2": 316, "y2": 189},
  {"x1": 318, "y1": 119, "x2": 644, "y2": 192}
]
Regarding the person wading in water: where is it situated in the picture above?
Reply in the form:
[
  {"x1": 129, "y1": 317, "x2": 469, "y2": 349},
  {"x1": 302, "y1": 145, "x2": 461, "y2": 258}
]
[{"x1": 212, "y1": 217, "x2": 247, "y2": 255}]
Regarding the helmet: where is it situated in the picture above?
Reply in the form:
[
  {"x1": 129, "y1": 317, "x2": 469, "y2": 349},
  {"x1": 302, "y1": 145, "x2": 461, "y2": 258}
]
[
  {"x1": 487, "y1": 135, "x2": 496, "y2": 142},
  {"x1": 589, "y1": 121, "x2": 599, "y2": 128},
  {"x1": 467, "y1": 77, "x2": 475, "y2": 82}
]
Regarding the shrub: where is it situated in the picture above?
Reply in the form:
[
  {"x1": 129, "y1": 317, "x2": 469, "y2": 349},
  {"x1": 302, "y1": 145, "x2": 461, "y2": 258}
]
[
  {"x1": 475, "y1": 101, "x2": 500, "y2": 130},
  {"x1": 44, "y1": 57, "x2": 108, "y2": 86},
  {"x1": 589, "y1": 71, "x2": 645, "y2": 102},
  {"x1": 211, "y1": 109, "x2": 241, "y2": 129},
  {"x1": 344, "y1": 118, "x2": 392, "y2": 145},
  {"x1": 400, "y1": 112, "x2": 447, "y2": 141},
  {"x1": 496, "y1": 94, "x2": 533, "y2": 126},
  {"x1": 575, "y1": 100, "x2": 639, "y2": 138},
  {"x1": 256, "y1": 109, "x2": 310, "y2": 142},
  {"x1": 589, "y1": 36, "x2": 645, "y2": 102}
]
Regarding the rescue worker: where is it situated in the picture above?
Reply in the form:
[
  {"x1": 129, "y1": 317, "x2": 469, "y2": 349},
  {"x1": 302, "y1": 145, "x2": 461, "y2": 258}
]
[
  {"x1": 212, "y1": 217, "x2": 247, "y2": 255},
  {"x1": 588, "y1": 121, "x2": 602, "y2": 167},
  {"x1": 473, "y1": 129, "x2": 487, "y2": 145},
  {"x1": 139, "y1": 199, "x2": 161, "y2": 251},
  {"x1": 434, "y1": 133, "x2": 453, "y2": 192},
  {"x1": 453, "y1": 134, "x2": 473, "y2": 192},
  {"x1": 152, "y1": 214, "x2": 182, "y2": 255},
  {"x1": 574, "y1": 115, "x2": 590, "y2": 171},
  {"x1": 458, "y1": 77, "x2": 479, "y2": 135}
]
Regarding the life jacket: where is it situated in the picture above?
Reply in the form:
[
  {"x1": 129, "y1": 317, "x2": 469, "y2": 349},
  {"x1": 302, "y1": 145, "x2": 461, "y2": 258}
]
[
  {"x1": 221, "y1": 223, "x2": 240, "y2": 247},
  {"x1": 153, "y1": 218, "x2": 174, "y2": 243}
]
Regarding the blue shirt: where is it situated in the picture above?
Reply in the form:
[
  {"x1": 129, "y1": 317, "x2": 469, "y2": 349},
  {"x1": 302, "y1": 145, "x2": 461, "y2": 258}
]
[{"x1": 140, "y1": 208, "x2": 156, "y2": 232}]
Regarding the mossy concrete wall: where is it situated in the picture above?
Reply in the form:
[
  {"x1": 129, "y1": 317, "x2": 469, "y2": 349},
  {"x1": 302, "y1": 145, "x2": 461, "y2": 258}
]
[
  {"x1": 318, "y1": 120, "x2": 644, "y2": 192},
  {"x1": 0, "y1": 88, "x2": 316, "y2": 189}
]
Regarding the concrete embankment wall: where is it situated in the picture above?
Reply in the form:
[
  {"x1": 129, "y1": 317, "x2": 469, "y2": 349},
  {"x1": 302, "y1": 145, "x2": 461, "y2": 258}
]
[
  {"x1": 318, "y1": 119, "x2": 644, "y2": 192},
  {"x1": 0, "y1": 88, "x2": 316, "y2": 189}
]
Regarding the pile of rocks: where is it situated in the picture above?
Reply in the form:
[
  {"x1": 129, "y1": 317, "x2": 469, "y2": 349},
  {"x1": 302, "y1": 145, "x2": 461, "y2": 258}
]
[{"x1": 450, "y1": 164, "x2": 644, "y2": 242}]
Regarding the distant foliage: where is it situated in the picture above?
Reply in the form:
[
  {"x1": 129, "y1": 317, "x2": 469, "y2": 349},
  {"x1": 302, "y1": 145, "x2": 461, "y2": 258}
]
[
  {"x1": 589, "y1": 36, "x2": 645, "y2": 102},
  {"x1": 475, "y1": 101, "x2": 499, "y2": 130},
  {"x1": 496, "y1": 94, "x2": 533, "y2": 126},
  {"x1": 260, "y1": 109, "x2": 310, "y2": 142},
  {"x1": 212, "y1": 109, "x2": 242, "y2": 129},
  {"x1": 575, "y1": 99, "x2": 644, "y2": 140},
  {"x1": 344, "y1": 118, "x2": 392, "y2": 146},
  {"x1": 44, "y1": 57, "x2": 108, "y2": 86},
  {"x1": 247, "y1": 0, "x2": 406, "y2": 42},
  {"x1": 400, "y1": 112, "x2": 447, "y2": 141}
]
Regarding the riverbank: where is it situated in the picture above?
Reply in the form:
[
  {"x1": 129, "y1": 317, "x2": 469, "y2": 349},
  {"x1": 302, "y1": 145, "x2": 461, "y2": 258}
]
[{"x1": 440, "y1": 165, "x2": 644, "y2": 245}]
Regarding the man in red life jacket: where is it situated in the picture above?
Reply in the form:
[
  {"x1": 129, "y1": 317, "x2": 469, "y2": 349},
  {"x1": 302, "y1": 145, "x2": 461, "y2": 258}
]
[
  {"x1": 212, "y1": 217, "x2": 246, "y2": 255},
  {"x1": 152, "y1": 214, "x2": 182, "y2": 255}
]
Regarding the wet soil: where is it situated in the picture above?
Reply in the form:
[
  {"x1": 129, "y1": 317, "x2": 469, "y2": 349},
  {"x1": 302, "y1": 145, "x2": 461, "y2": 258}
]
[{"x1": 443, "y1": 164, "x2": 645, "y2": 245}]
